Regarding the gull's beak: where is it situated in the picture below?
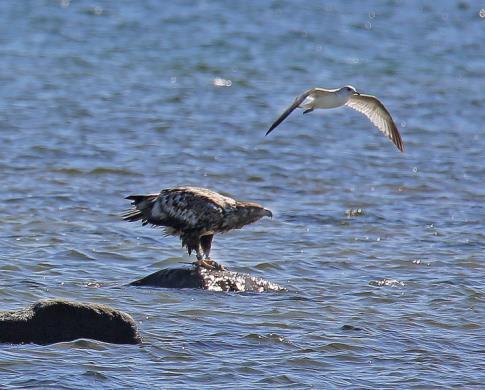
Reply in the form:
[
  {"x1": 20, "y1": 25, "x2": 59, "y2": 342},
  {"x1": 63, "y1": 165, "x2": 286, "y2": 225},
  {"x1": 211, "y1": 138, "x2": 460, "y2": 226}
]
[{"x1": 264, "y1": 208, "x2": 273, "y2": 218}]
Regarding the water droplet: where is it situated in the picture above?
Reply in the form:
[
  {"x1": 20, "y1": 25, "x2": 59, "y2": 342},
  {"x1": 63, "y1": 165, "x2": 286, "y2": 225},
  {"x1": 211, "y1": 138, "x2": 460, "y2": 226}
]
[
  {"x1": 93, "y1": 6, "x2": 103, "y2": 16},
  {"x1": 213, "y1": 78, "x2": 232, "y2": 87}
]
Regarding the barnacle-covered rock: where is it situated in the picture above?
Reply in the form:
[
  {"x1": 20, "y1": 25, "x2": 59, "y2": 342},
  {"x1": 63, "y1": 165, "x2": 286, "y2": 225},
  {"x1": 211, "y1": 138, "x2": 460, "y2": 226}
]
[{"x1": 131, "y1": 264, "x2": 286, "y2": 293}]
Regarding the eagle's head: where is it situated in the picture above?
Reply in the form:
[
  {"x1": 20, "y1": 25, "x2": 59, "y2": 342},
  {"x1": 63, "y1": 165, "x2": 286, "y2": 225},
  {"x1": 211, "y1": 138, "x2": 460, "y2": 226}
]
[{"x1": 235, "y1": 202, "x2": 272, "y2": 223}]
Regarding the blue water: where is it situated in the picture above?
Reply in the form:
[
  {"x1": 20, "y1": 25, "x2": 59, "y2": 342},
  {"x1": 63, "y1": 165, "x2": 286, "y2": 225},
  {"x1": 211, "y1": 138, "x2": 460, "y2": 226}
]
[{"x1": 0, "y1": 0, "x2": 484, "y2": 388}]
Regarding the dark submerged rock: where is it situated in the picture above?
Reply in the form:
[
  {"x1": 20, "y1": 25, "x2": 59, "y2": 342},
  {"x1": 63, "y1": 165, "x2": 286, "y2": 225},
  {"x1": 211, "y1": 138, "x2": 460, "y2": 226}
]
[
  {"x1": 131, "y1": 265, "x2": 286, "y2": 293},
  {"x1": 0, "y1": 299, "x2": 141, "y2": 345},
  {"x1": 341, "y1": 324, "x2": 363, "y2": 331}
]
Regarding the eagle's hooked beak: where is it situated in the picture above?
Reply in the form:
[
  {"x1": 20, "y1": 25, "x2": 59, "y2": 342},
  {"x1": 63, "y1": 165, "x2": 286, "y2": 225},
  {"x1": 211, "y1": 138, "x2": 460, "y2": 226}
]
[
  {"x1": 354, "y1": 91, "x2": 361, "y2": 96},
  {"x1": 264, "y1": 208, "x2": 273, "y2": 219}
]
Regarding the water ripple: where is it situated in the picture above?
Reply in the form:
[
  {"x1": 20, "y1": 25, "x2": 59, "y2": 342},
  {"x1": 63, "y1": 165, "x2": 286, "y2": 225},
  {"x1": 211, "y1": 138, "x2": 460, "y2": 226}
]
[{"x1": 0, "y1": 0, "x2": 483, "y2": 388}]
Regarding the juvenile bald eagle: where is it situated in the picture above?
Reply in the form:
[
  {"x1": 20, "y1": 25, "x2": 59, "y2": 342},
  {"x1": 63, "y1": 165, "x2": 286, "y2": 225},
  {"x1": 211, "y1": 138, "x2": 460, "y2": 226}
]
[{"x1": 122, "y1": 187, "x2": 272, "y2": 269}]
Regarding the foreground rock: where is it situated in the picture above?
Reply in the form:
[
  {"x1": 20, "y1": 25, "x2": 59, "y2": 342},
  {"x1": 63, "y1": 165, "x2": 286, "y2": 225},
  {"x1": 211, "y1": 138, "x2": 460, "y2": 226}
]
[
  {"x1": 0, "y1": 299, "x2": 141, "y2": 345},
  {"x1": 131, "y1": 264, "x2": 286, "y2": 292}
]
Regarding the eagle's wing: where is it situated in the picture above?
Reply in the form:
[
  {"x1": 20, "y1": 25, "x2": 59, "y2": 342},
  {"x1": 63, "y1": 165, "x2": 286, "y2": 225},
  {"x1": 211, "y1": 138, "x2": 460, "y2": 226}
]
[
  {"x1": 345, "y1": 94, "x2": 404, "y2": 152},
  {"x1": 266, "y1": 88, "x2": 316, "y2": 136},
  {"x1": 157, "y1": 188, "x2": 225, "y2": 230}
]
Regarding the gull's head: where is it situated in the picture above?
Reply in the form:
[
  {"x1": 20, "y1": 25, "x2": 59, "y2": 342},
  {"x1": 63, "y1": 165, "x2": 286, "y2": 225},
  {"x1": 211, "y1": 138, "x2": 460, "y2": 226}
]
[{"x1": 339, "y1": 85, "x2": 360, "y2": 96}]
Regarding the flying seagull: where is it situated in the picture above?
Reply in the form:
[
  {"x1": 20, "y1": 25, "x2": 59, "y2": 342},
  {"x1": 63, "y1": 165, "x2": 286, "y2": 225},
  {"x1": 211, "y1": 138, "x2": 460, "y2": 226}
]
[
  {"x1": 265, "y1": 85, "x2": 404, "y2": 152},
  {"x1": 123, "y1": 186, "x2": 272, "y2": 270}
]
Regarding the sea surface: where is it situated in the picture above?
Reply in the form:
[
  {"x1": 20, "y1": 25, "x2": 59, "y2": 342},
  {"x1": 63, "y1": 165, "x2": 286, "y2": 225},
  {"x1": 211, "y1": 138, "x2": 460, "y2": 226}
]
[{"x1": 0, "y1": 0, "x2": 484, "y2": 388}]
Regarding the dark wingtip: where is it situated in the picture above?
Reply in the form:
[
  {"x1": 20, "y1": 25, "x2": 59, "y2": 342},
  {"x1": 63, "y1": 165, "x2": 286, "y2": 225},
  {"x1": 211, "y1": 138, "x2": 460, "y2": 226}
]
[
  {"x1": 392, "y1": 127, "x2": 404, "y2": 153},
  {"x1": 395, "y1": 142, "x2": 404, "y2": 153},
  {"x1": 265, "y1": 127, "x2": 275, "y2": 136},
  {"x1": 397, "y1": 136, "x2": 404, "y2": 153}
]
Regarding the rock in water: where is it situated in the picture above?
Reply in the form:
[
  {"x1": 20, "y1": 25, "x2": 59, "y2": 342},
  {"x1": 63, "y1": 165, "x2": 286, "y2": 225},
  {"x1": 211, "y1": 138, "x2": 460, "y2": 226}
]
[
  {"x1": 0, "y1": 299, "x2": 141, "y2": 345},
  {"x1": 131, "y1": 265, "x2": 286, "y2": 293}
]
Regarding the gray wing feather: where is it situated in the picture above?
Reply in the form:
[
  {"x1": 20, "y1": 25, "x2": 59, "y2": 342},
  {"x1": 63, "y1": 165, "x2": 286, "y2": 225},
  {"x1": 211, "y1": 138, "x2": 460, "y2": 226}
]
[
  {"x1": 266, "y1": 88, "x2": 316, "y2": 135},
  {"x1": 345, "y1": 94, "x2": 404, "y2": 152}
]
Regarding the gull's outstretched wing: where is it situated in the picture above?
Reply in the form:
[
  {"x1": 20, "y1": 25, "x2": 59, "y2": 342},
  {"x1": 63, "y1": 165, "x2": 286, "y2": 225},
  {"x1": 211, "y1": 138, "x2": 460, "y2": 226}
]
[
  {"x1": 345, "y1": 94, "x2": 404, "y2": 152},
  {"x1": 266, "y1": 88, "x2": 316, "y2": 136}
]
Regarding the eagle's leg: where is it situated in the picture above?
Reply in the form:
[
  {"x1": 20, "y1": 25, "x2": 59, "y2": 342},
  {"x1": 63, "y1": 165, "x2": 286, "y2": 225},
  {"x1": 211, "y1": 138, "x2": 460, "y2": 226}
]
[
  {"x1": 194, "y1": 242, "x2": 204, "y2": 261},
  {"x1": 303, "y1": 108, "x2": 314, "y2": 114},
  {"x1": 200, "y1": 234, "x2": 213, "y2": 259},
  {"x1": 182, "y1": 232, "x2": 203, "y2": 260},
  {"x1": 196, "y1": 235, "x2": 224, "y2": 270}
]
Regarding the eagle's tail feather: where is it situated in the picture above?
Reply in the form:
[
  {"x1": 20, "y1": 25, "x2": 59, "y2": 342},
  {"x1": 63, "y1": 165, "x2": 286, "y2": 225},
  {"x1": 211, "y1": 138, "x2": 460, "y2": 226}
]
[
  {"x1": 125, "y1": 194, "x2": 157, "y2": 204},
  {"x1": 123, "y1": 194, "x2": 158, "y2": 223},
  {"x1": 122, "y1": 209, "x2": 143, "y2": 222}
]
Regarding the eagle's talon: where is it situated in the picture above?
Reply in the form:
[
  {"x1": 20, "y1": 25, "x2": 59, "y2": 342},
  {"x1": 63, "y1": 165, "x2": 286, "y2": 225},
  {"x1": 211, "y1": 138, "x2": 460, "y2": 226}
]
[{"x1": 194, "y1": 259, "x2": 225, "y2": 271}]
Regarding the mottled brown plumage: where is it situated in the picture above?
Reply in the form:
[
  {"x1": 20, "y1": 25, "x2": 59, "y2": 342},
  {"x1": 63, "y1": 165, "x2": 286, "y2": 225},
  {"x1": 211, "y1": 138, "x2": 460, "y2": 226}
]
[{"x1": 123, "y1": 187, "x2": 272, "y2": 265}]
